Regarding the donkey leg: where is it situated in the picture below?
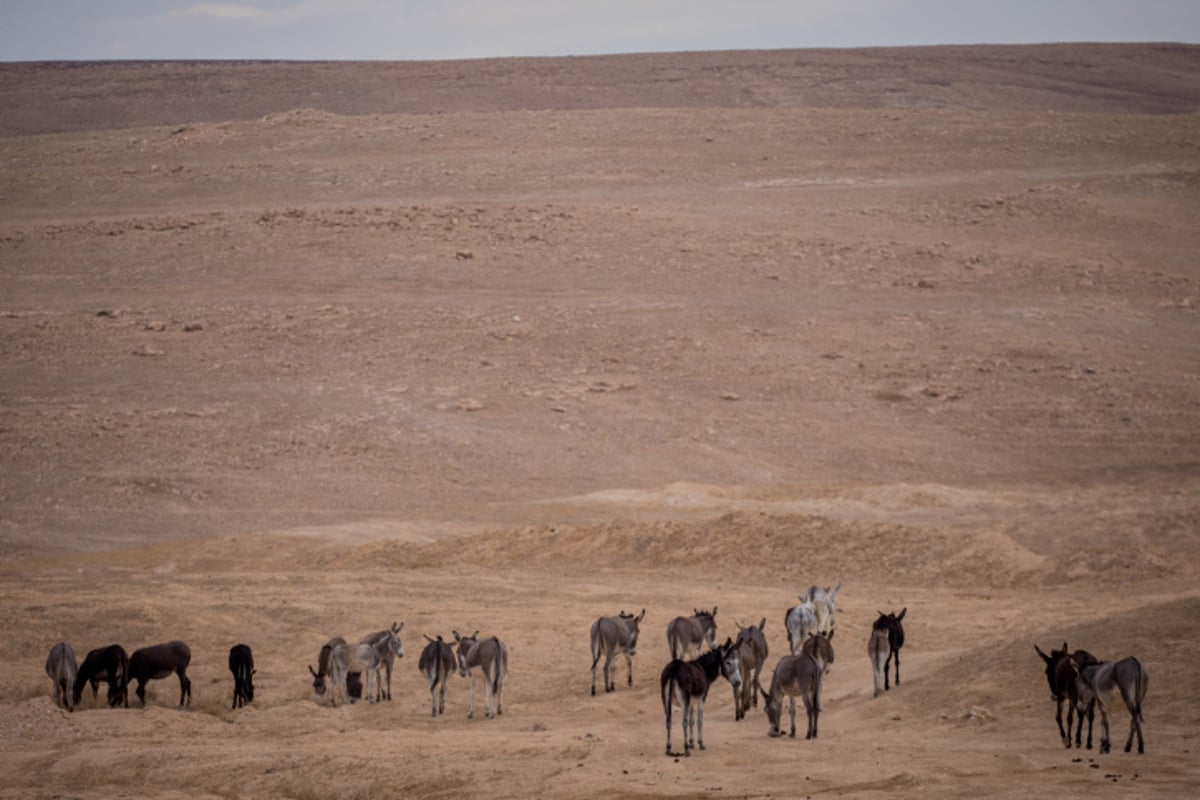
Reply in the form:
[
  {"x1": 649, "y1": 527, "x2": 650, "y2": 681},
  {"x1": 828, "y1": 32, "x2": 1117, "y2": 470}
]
[
  {"x1": 788, "y1": 697, "x2": 797, "y2": 738},
  {"x1": 1098, "y1": 704, "x2": 1112, "y2": 754},
  {"x1": 467, "y1": 674, "x2": 476, "y2": 720},
  {"x1": 625, "y1": 651, "x2": 634, "y2": 688},
  {"x1": 894, "y1": 648, "x2": 901, "y2": 686},
  {"x1": 605, "y1": 651, "x2": 616, "y2": 693},
  {"x1": 696, "y1": 700, "x2": 706, "y2": 751}
]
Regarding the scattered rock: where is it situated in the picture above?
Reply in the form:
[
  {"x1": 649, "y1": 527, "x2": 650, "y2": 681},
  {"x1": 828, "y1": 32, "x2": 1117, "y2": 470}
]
[
  {"x1": 132, "y1": 345, "x2": 164, "y2": 357},
  {"x1": 144, "y1": 321, "x2": 166, "y2": 332},
  {"x1": 455, "y1": 250, "x2": 474, "y2": 260},
  {"x1": 720, "y1": 392, "x2": 740, "y2": 401},
  {"x1": 183, "y1": 323, "x2": 204, "y2": 332}
]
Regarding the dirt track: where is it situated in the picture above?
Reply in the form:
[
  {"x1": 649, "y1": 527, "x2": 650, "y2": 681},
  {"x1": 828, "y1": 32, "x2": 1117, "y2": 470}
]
[{"x1": 2, "y1": 45, "x2": 1199, "y2": 798}]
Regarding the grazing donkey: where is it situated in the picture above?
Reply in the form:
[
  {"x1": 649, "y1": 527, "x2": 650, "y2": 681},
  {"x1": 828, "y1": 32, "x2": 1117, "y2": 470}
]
[
  {"x1": 45, "y1": 642, "x2": 78, "y2": 712},
  {"x1": 327, "y1": 629, "x2": 403, "y2": 706},
  {"x1": 800, "y1": 582, "x2": 841, "y2": 634},
  {"x1": 785, "y1": 598, "x2": 818, "y2": 655},
  {"x1": 872, "y1": 608, "x2": 906, "y2": 692},
  {"x1": 1034, "y1": 641, "x2": 1099, "y2": 748},
  {"x1": 868, "y1": 626, "x2": 891, "y2": 699},
  {"x1": 128, "y1": 641, "x2": 191, "y2": 707},
  {"x1": 1075, "y1": 657, "x2": 1149, "y2": 754},
  {"x1": 361, "y1": 622, "x2": 404, "y2": 701},
  {"x1": 228, "y1": 644, "x2": 255, "y2": 709},
  {"x1": 733, "y1": 619, "x2": 769, "y2": 721},
  {"x1": 453, "y1": 631, "x2": 508, "y2": 720},
  {"x1": 73, "y1": 644, "x2": 128, "y2": 708},
  {"x1": 660, "y1": 637, "x2": 742, "y2": 756},
  {"x1": 666, "y1": 608, "x2": 718, "y2": 660},
  {"x1": 309, "y1": 637, "x2": 363, "y2": 702},
  {"x1": 590, "y1": 609, "x2": 645, "y2": 695},
  {"x1": 761, "y1": 631, "x2": 836, "y2": 739},
  {"x1": 418, "y1": 634, "x2": 456, "y2": 717}
]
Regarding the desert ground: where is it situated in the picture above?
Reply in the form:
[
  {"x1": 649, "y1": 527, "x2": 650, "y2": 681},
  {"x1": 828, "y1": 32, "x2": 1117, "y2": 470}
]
[{"x1": 2, "y1": 44, "x2": 1200, "y2": 798}]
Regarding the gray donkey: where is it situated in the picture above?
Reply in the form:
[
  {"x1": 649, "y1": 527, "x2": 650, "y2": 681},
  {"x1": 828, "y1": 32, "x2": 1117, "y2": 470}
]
[
  {"x1": 733, "y1": 619, "x2": 768, "y2": 721},
  {"x1": 45, "y1": 642, "x2": 78, "y2": 712},
  {"x1": 666, "y1": 607, "x2": 718, "y2": 660},
  {"x1": 418, "y1": 634, "x2": 456, "y2": 717},
  {"x1": 761, "y1": 630, "x2": 836, "y2": 739},
  {"x1": 1075, "y1": 656, "x2": 1149, "y2": 754},
  {"x1": 590, "y1": 609, "x2": 645, "y2": 695},
  {"x1": 453, "y1": 630, "x2": 508, "y2": 720}
]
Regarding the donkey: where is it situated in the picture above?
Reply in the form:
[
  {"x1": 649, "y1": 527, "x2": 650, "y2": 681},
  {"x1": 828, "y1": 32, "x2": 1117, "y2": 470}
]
[
  {"x1": 1075, "y1": 657, "x2": 1149, "y2": 754},
  {"x1": 590, "y1": 609, "x2": 645, "y2": 695},
  {"x1": 128, "y1": 641, "x2": 191, "y2": 707},
  {"x1": 1034, "y1": 641, "x2": 1099, "y2": 748},
  {"x1": 228, "y1": 644, "x2": 255, "y2": 709},
  {"x1": 45, "y1": 642, "x2": 78, "y2": 712},
  {"x1": 660, "y1": 637, "x2": 742, "y2": 756},
  {"x1": 327, "y1": 629, "x2": 403, "y2": 706},
  {"x1": 361, "y1": 622, "x2": 404, "y2": 701},
  {"x1": 868, "y1": 626, "x2": 891, "y2": 699},
  {"x1": 785, "y1": 598, "x2": 818, "y2": 655},
  {"x1": 872, "y1": 608, "x2": 906, "y2": 692},
  {"x1": 761, "y1": 631, "x2": 836, "y2": 739},
  {"x1": 309, "y1": 637, "x2": 362, "y2": 702},
  {"x1": 733, "y1": 619, "x2": 768, "y2": 720},
  {"x1": 73, "y1": 644, "x2": 128, "y2": 708},
  {"x1": 666, "y1": 607, "x2": 718, "y2": 660},
  {"x1": 800, "y1": 582, "x2": 841, "y2": 634},
  {"x1": 453, "y1": 631, "x2": 508, "y2": 720},
  {"x1": 418, "y1": 634, "x2": 456, "y2": 717}
]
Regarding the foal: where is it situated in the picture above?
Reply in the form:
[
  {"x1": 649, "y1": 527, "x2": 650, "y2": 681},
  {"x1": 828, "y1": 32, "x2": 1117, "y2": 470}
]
[
  {"x1": 1075, "y1": 657, "x2": 1149, "y2": 754},
  {"x1": 871, "y1": 608, "x2": 906, "y2": 692}
]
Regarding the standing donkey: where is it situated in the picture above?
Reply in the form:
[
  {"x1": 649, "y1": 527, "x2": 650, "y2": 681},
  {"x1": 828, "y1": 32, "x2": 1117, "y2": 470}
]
[
  {"x1": 666, "y1": 608, "x2": 718, "y2": 660},
  {"x1": 327, "y1": 628, "x2": 403, "y2": 706},
  {"x1": 660, "y1": 637, "x2": 742, "y2": 756},
  {"x1": 785, "y1": 598, "x2": 818, "y2": 655},
  {"x1": 45, "y1": 642, "x2": 78, "y2": 712},
  {"x1": 733, "y1": 619, "x2": 768, "y2": 720},
  {"x1": 361, "y1": 623, "x2": 404, "y2": 701},
  {"x1": 418, "y1": 634, "x2": 456, "y2": 717},
  {"x1": 453, "y1": 631, "x2": 508, "y2": 720},
  {"x1": 1034, "y1": 641, "x2": 1098, "y2": 748},
  {"x1": 761, "y1": 631, "x2": 836, "y2": 740},
  {"x1": 872, "y1": 608, "x2": 906, "y2": 693},
  {"x1": 1075, "y1": 656, "x2": 1149, "y2": 754},
  {"x1": 590, "y1": 609, "x2": 645, "y2": 695},
  {"x1": 309, "y1": 637, "x2": 362, "y2": 702},
  {"x1": 800, "y1": 582, "x2": 841, "y2": 634}
]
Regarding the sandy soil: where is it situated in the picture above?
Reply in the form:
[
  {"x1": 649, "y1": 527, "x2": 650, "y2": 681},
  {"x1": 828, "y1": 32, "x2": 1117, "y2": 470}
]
[{"x1": 1, "y1": 45, "x2": 1199, "y2": 798}]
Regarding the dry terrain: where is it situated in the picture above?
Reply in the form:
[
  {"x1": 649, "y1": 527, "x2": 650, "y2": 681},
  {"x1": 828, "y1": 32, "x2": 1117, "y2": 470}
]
[{"x1": 2, "y1": 45, "x2": 1199, "y2": 798}]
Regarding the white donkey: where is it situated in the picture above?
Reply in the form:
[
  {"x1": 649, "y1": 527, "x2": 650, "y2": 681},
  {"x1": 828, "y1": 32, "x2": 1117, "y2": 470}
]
[
  {"x1": 328, "y1": 627, "x2": 403, "y2": 706},
  {"x1": 800, "y1": 582, "x2": 841, "y2": 634}
]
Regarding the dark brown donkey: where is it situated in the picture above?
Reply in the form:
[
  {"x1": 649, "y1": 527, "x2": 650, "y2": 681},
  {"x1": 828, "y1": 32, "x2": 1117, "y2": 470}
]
[
  {"x1": 73, "y1": 644, "x2": 128, "y2": 708},
  {"x1": 128, "y1": 640, "x2": 192, "y2": 707},
  {"x1": 872, "y1": 608, "x2": 906, "y2": 692},
  {"x1": 1034, "y1": 641, "x2": 1098, "y2": 748},
  {"x1": 660, "y1": 637, "x2": 742, "y2": 756}
]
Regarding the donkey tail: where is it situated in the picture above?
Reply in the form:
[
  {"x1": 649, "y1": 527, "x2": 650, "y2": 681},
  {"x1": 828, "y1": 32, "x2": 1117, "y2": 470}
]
[{"x1": 590, "y1": 629, "x2": 603, "y2": 672}]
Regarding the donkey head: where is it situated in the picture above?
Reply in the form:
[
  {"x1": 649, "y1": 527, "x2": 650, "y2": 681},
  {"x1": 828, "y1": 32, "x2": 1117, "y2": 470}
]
[
  {"x1": 761, "y1": 684, "x2": 784, "y2": 737},
  {"x1": 385, "y1": 625, "x2": 405, "y2": 659},
  {"x1": 452, "y1": 630, "x2": 480, "y2": 677},
  {"x1": 718, "y1": 637, "x2": 742, "y2": 688},
  {"x1": 309, "y1": 664, "x2": 326, "y2": 696},
  {"x1": 619, "y1": 609, "x2": 646, "y2": 654},
  {"x1": 1034, "y1": 641, "x2": 1071, "y2": 700}
]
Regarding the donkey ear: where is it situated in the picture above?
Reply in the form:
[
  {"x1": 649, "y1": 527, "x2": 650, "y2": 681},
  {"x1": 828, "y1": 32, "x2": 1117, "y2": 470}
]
[
  {"x1": 897, "y1": 608, "x2": 907, "y2": 620},
  {"x1": 452, "y1": 630, "x2": 462, "y2": 642},
  {"x1": 472, "y1": 630, "x2": 480, "y2": 639},
  {"x1": 1034, "y1": 644, "x2": 1050, "y2": 663},
  {"x1": 759, "y1": 617, "x2": 766, "y2": 631},
  {"x1": 308, "y1": 665, "x2": 318, "y2": 678},
  {"x1": 712, "y1": 606, "x2": 718, "y2": 617},
  {"x1": 637, "y1": 609, "x2": 646, "y2": 622}
]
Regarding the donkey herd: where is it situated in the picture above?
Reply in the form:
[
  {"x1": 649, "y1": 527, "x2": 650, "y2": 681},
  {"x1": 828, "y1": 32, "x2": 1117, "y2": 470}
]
[{"x1": 42, "y1": 581, "x2": 1150, "y2": 758}]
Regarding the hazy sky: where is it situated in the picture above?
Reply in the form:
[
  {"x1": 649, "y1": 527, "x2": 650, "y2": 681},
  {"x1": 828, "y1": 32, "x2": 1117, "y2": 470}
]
[{"x1": 2, "y1": 1, "x2": 1199, "y2": 61}]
